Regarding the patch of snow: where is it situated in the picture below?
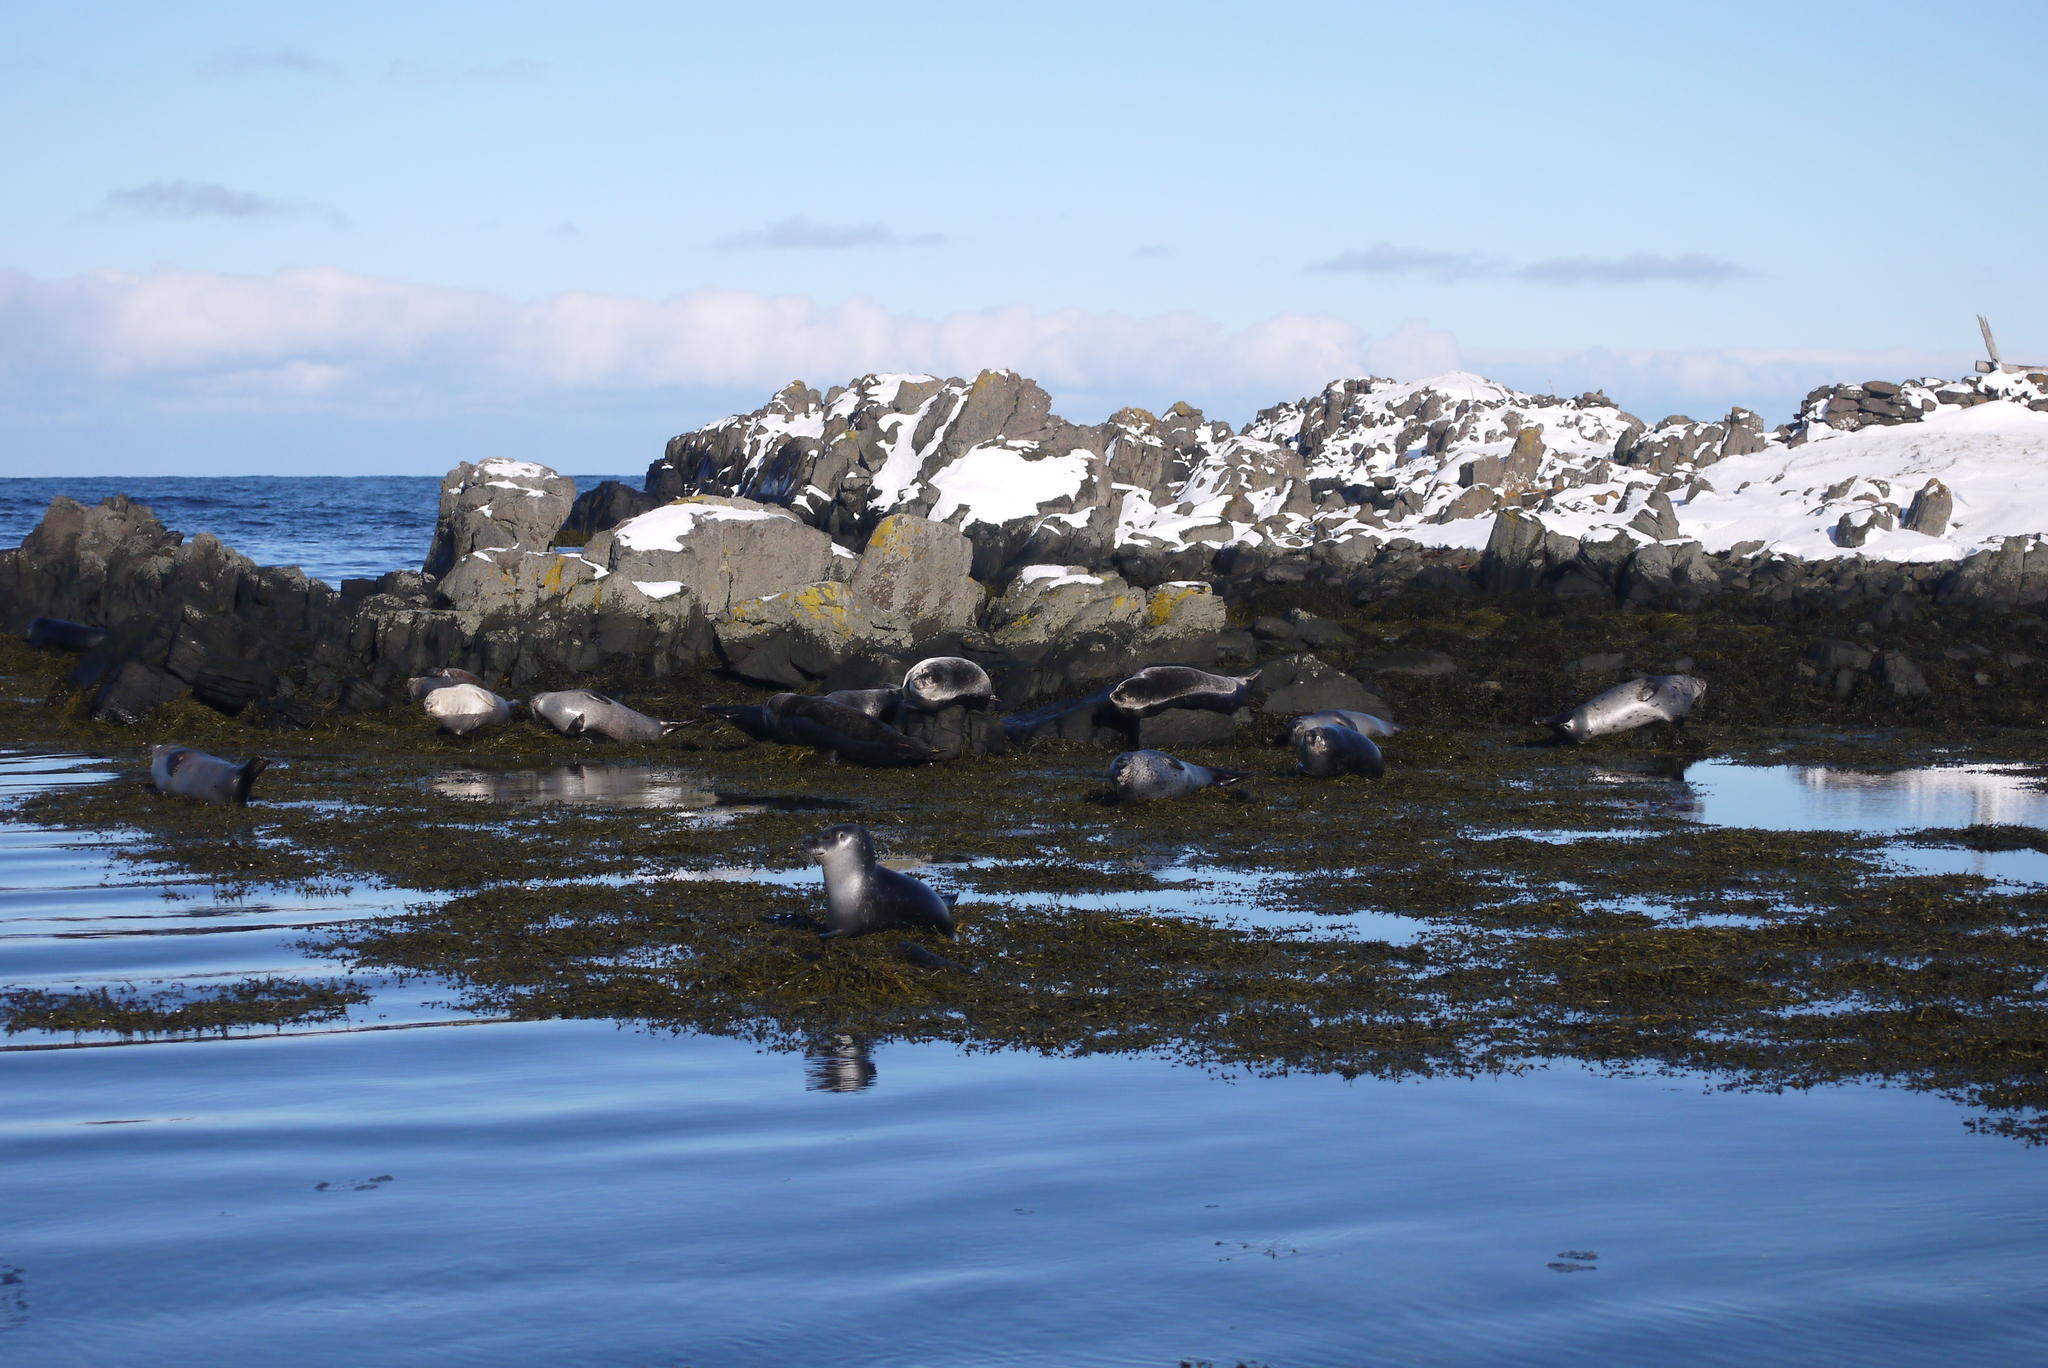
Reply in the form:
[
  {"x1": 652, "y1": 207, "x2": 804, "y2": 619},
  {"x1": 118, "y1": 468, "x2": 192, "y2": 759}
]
[
  {"x1": 929, "y1": 443, "x2": 1092, "y2": 526},
  {"x1": 633, "y1": 581, "x2": 685, "y2": 600},
  {"x1": 613, "y1": 502, "x2": 788, "y2": 551}
]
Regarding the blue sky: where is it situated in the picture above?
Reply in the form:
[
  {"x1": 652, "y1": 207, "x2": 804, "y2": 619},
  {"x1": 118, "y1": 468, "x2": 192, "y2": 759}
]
[{"x1": 3, "y1": 1, "x2": 2044, "y2": 475}]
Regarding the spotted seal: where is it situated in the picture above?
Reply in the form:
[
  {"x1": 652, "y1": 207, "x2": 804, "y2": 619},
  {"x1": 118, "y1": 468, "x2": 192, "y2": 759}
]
[
  {"x1": 26, "y1": 617, "x2": 108, "y2": 652},
  {"x1": 150, "y1": 744, "x2": 270, "y2": 806},
  {"x1": 1295, "y1": 724, "x2": 1385, "y2": 778},
  {"x1": 406, "y1": 668, "x2": 487, "y2": 703},
  {"x1": 801, "y1": 823, "x2": 956, "y2": 939},
  {"x1": 1537, "y1": 674, "x2": 1708, "y2": 743},
  {"x1": 766, "y1": 694, "x2": 940, "y2": 767},
  {"x1": 1287, "y1": 709, "x2": 1402, "y2": 744},
  {"x1": 422, "y1": 682, "x2": 514, "y2": 735},
  {"x1": 902, "y1": 657, "x2": 993, "y2": 713},
  {"x1": 1108, "y1": 748, "x2": 1249, "y2": 802},
  {"x1": 529, "y1": 690, "x2": 682, "y2": 743},
  {"x1": 1108, "y1": 666, "x2": 1260, "y2": 719}
]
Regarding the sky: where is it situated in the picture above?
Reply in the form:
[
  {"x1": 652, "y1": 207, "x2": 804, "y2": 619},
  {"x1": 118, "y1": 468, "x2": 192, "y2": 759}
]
[{"x1": 2, "y1": 0, "x2": 2044, "y2": 476}]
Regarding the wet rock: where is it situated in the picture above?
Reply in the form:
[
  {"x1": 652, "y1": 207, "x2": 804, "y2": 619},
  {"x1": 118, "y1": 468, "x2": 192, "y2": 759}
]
[
  {"x1": 1359, "y1": 648, "x2": 1455, "y2": 677},
  {"x1": 1135, "y1": 707, "x2": 1237, "y2": 749},
  {"x1": 897, "y1": 701, "x2": 1009, "y2": 760},
  {"x1": 1286, "y1": 609, "x2": 1351, "y2": 649},
  {"x1": 423, "y1": 459, "x2": 576, "y2": 578},
  {"x1": 1259, "y1": 653, "x2": 1381, "y2": 713},
  {"x1": 1875, "y1": 651, "x2": 1931, "y2": 697},
  {"x1": 1806, "y1": 638, "x2": 1876, "y2": 672}
]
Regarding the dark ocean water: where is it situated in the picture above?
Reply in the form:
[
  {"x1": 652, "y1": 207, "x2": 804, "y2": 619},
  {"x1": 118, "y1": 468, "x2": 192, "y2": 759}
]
[{"x1": 0, "y1": 476, "x2": 638, "y2": 587}]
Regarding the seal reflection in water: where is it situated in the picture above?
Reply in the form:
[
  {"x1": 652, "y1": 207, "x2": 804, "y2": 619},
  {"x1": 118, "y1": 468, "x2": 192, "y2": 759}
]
[
  {"x1": 1537, "y1": 674, "x2": 1708, "y2": 743},
  {"x1": 1296, "y1": 725, "x2": 1384, "y2": 778},
  {"x1": 528, "y1": 690, "x2": 682, "y2": 743},
  {"x1": 150, "y1": 744, "x2": 270, "y2": 806},
  {"x1": 801, "y1": 823, "x2": 956, "y2": 939},
  {"x1": 806, "y1": 1035, "x2": 877, "y2": 1092},
  {"x1": 1109, "y1": 666, "x2": 1260, "y2": 718},
  {"x1": 1109, "y1": 749, "x2": 1248, "y2": 802}
]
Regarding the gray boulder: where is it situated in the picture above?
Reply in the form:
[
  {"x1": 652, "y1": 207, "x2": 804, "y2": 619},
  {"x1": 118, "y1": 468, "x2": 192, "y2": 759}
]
[
  {"x1": 424, "y1": 459, "x2": 576, "y2": 578},
  {"x1": 849, "y1": 514, "x2": 981, "y2": 639},
  {"x1": 585, "y1": 497, "x2": 838, "y2": 616},
  {"x1": 1901, "y1": 479, "x2": 1953, "y2": 537}
]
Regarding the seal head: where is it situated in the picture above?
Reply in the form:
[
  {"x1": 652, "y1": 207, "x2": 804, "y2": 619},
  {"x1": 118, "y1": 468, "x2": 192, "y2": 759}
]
[{"x1": 1295, "y1": 724, "x2": 1385, "y2": 778}]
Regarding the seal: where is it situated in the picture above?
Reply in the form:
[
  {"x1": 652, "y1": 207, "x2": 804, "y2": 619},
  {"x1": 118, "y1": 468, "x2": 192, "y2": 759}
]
[
  {"x1": 406, "y1": 668, "x2": 487, "y2": 702},
  {"x1": 1537, "y1": 674, "x2": 1708, "y2": 743},
  {"x1": 702, "y1": 703, "x2": 776, "y2": 742},
  {"x1": 801, "y1": 822, "x2": 957, "y2": 939},
  {"x1": 150, "y1": 744, "x2": 270, "y2": 806},
  {"x1": 529, "y1": 690, "x2": 682, "y2": 742},
  {"x1": 1108, "y1": 666, "x2": 1260, "y2": 719},
  {"x1": 1108, "y1": 748, "x2": 1249, "y2": 802},
  {"x1": 902, "y1": 657, "x2": 993, "y2": 713},
  {"x1": 423, "y1": 682, "x2": 514, "y2": 735},
  {"x1": 821, "y1": 687, "x2": 903, "y2": 722},
  {"x1": 1287, "y1": 709, "x2": 1402, "y2": 744},
  {"x1": 26, "y1": 617, "x2": 108, "y2": 652},
  {"x1": 766, "y1": 693, "x2": 939, "y2": 767},
  {"x1": 1295, "y1": 724, "x2": 1385, "y2": 778}
]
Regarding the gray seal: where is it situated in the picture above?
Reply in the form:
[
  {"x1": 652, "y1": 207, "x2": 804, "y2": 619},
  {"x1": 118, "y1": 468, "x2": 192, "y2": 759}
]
[
  {"x1": 821, "y1": 687, "x2": 902, "y2": 722},
  {"x1": 1295, "y1": 724, "x2": 1384, "y2": 778},
  {"x1": 1288, "y1": 709, "x2": 1402, "y2": 744},
  {"x1": 702, "y1": 703, "x2": 776, "y2": 742},
  {"x1": 150, "y1": 744, "x2": 269, "y2": 806},
  {"x1": 766, "y1": 693, "x2": 940, "y2": 767},
  {"x1": 1109, "y1": 748, "x2": 1249, "y2": 802},
  {"x1": 529, "y1": 690, "x2": 682, "y2": 742},
  {"x1": 902, "y1": 657, "x2": 993, "y2": 713},
  {"x1": 1109, "y1": 666, "x2": 1260, "y2": 719},
  {"x1": 801, "y1": 823, "x2": 956, "y2": 939},
  {"x1": 26, "y1": 617, "x2": 108, "y2": 652},
  {"x1": 423, "y1": 682, "x2": 514, "y2": 735},
  {"x1": 406, "y1": 668, "x2": 486, "y2": 703},
  {"x1": 1538, "y1": 674, "x2": 1708, "y2": 743}
]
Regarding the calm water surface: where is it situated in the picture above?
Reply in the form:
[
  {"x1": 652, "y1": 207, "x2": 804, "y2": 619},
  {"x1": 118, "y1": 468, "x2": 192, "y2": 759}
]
[{"x1": 3, "y1": 752, "x2": 2047, "y2": 1366}]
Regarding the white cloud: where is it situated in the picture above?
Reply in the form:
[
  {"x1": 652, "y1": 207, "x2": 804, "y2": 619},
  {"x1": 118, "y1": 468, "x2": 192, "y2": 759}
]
[
  {"x1": 712, "y1": 217, "x2": 946, "y2": 251},
  {"x1": 0, "y1": 265, "x2": 1979, "y2": 430},
  {"x1": 1514, "y1": 252, "x2": 1755, "y2": 285}
]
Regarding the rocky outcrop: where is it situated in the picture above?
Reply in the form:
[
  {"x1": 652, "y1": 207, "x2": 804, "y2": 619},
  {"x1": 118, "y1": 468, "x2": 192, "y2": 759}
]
[{"x1": 423, "y1": 459, "x2": 576, "y2": 578}]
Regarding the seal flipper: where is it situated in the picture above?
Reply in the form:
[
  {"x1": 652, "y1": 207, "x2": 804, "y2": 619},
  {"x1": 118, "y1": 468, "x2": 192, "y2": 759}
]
[
  {"x1": 657, "y1": 720, "x2": 690, "y2": 736},
  {"x1": 1206, "y1": 767, "x2": 1250, "y2": 786},
  {"x1": 233, "y1": 756, "x2": 270, "y2": 806}
]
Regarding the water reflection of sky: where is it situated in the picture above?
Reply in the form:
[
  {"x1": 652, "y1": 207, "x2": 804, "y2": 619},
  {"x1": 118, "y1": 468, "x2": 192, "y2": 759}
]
[{"x1": 1691, "y1": 760, "x2": 2048, "y2": 833}]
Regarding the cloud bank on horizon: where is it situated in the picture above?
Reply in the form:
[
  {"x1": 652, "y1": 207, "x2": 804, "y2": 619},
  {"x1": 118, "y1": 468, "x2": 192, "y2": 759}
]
[{"x1": 0, "y1": 265, "x2": 1973, "y2": 439}]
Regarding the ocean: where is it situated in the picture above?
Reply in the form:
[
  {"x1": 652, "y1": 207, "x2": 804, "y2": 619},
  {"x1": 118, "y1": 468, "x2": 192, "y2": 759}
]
[{"x1": 0, "y1": 476, "x2": 638, "y2": 586}]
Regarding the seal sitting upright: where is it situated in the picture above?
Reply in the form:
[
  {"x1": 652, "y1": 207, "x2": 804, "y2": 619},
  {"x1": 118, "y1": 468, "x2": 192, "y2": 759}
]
[
  {"x1": 1537, "y1": 674, "x2": 1708, "y2": 743},
  {"x1": 1109, "y1": 666, "x2": 1259, "y2": 719},
  {"x1": 801, "y1": 823, "x2": 957, "y2": 939}
]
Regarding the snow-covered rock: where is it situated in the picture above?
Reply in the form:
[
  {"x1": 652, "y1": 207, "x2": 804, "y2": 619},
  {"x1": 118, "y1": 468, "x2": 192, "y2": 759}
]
[
  {"x1": 424, "y1": 458, "x2": 576, "y2": 578},
  {"x1": 622, "y1": 363, "x2": 2048, "y2": 584}
]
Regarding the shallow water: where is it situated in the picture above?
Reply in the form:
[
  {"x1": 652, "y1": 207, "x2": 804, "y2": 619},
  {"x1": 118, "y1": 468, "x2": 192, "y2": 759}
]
[{"x1": 4, "y1": 751, "x2": 2048, "y2": 1365}]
